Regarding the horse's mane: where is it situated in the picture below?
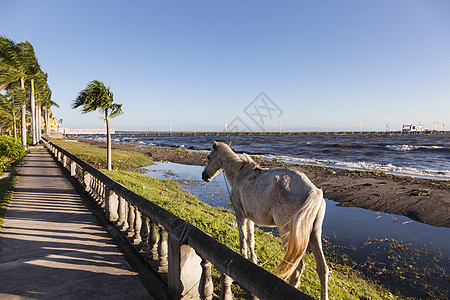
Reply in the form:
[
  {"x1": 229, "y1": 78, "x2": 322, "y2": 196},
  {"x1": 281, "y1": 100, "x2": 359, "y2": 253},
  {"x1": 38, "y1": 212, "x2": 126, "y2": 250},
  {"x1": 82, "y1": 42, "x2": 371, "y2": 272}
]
[{"x1": 218, "y1": 143, "x2": 259, "y2": 171}]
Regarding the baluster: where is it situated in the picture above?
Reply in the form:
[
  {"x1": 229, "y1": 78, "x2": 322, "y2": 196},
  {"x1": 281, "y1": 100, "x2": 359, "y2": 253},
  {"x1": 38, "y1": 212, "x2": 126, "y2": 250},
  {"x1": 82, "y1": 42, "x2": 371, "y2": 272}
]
[
  {"x1": 105, "y1": 188, "x2": 119, "y2": 222},
  {"x1": 139, "y1": 214, "x2": 149, "y2": 252},
  {"x1": 70, "y1": 160, "x2": 76, "y2": 177},
  {"x1": 158, "y1": 224, "x2": 168, "y2": 272},
  {"x1": 91, "y1": 177, "x2": 97, "y2": 198},
  {"x1": 100, "y1": 183, "x2": 106, "y2": 208},
  {"x1": 77, "y1": 166, "x2": 83, "y2": 184},
  {"x1": 92, "y1": 177, "x2": 97, "y2": 198},
  {"x1": 147, "y1": 220, "x2": 159, "y2": 260},
  {"x1": 74, "y1": 164, "x2": 80, "y2": 182},
  {"x1": 91, "y1": 176, "x2": 95, "y2": 194},
  {"x1": 83, "y1": 171, "x2": 91, "y2": 193},
  {"x1": 132, "y1": 207, "x2": 142, "y2": 244},
  {"x1": 98, "y1": 180, "x2": 103, "y2": 205},
  {"x1": 200, "y1": 258, "x2": 214, "y2": 300},
  {"x1": 90, "y1": 177, "x2": 95, "y2": 197},
  {"x1": 94, "y1": 178, "x2": 100, "y2": 202},
  {"x1": 220, "y1": 273, "x2": 233, "y2": 300},
  {"x1": 96, "y1": 180, "x2": 102, "y2": 206},
  {"x1": 116, "y1": 196, "x2": 128, "y2": 231},
  {"x1": 127, "y1": 203, "x2": 136, "y2": 238}
]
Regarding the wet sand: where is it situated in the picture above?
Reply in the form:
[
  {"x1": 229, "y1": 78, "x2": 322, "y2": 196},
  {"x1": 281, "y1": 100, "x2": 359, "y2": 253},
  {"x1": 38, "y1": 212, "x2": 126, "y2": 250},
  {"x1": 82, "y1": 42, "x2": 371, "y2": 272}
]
[{"x1": 80, "y1": 139, "x2": 450, "y2": 228}]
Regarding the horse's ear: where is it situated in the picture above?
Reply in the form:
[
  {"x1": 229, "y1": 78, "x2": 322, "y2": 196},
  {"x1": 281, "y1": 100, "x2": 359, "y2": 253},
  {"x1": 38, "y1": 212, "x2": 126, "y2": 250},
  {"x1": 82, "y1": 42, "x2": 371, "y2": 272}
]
[{"x1": 213, "y1": 141, "x2": 218, "y2": 150}]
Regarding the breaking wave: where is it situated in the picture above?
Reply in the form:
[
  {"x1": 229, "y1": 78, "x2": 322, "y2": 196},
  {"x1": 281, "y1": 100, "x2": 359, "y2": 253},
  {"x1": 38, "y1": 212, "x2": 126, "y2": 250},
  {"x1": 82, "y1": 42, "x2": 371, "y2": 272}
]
[
  {"x1": 386, "y1": 144, "x2": 445, "y2": 152},
  {"x1": 260, "y1": 154, "x2": 450, "y2": 181}
]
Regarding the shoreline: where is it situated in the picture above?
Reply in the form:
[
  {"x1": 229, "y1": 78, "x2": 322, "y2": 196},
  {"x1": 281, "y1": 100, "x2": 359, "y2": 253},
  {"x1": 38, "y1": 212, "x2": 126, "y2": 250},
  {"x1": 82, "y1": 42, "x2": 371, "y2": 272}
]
[{"x1": 78, "y1": 138, "x2": 450, "y2": 228}]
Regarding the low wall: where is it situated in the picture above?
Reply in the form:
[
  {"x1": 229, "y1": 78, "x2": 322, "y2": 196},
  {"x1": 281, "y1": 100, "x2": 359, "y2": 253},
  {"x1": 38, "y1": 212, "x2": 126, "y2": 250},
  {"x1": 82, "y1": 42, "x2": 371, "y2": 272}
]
[{"x1": 42, "y1": 138, "x2": 312, "y2": 300}]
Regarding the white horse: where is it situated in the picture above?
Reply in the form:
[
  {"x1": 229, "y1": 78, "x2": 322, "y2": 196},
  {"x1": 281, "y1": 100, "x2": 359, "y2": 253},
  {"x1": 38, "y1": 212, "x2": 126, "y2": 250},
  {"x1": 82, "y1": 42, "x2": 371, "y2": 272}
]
[{"x1": 202, "y1": 141, "x2": 328, "y2": 300}]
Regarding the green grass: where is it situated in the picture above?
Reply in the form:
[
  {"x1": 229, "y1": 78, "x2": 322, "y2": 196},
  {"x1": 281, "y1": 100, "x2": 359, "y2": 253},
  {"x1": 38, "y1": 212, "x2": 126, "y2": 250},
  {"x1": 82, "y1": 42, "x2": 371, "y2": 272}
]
[
  {"x1": 51, "y1": 139, "x2": 153, "y2": 169},
  {"x1": 104, "y1": 169, "x2": 401, "y2": 299},
  {"x1": 0, "y1": 171, "x2": 18, "y2": 228}
]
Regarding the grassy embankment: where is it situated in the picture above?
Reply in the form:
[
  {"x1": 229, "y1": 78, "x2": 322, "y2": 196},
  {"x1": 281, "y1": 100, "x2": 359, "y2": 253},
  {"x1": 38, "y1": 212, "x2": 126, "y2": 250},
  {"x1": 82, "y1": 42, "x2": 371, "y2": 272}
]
[
  {"x1": 53, "y1": 140, "x2": 154, "y2": 169},
  {"x1": 52, "y1": 139, "x2": 401, "y2": 299}
]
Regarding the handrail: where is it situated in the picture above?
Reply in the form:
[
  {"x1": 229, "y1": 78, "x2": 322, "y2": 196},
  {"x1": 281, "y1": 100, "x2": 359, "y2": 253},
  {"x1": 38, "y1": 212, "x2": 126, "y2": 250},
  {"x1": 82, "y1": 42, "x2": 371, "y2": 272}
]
[{"x1": 42, "y1": 138, "x2": 313, "y2": 300}]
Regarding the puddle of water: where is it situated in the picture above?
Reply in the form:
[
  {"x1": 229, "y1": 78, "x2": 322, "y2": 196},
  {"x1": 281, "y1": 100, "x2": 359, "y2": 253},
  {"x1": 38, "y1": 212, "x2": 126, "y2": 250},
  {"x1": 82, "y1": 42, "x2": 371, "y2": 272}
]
[{"x1": 142, "y1": 161, "x2": 450, "y2": 256}]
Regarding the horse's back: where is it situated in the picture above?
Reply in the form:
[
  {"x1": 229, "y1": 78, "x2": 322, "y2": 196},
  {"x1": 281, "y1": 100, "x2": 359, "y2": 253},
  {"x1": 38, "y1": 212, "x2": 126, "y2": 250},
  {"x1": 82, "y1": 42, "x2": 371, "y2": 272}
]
[
  {"x1": 238, "y1": 168, "x2": 320, "y2": 225},
  {"x1": 264, "y1": 168, "x2": 317, "y2": 195}
]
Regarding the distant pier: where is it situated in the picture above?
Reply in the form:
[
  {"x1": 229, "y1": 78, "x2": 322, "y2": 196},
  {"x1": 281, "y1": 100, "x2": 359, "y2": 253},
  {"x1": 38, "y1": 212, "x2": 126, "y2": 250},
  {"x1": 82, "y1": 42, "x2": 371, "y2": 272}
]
[
  {"x1": 113, "y1": 130, "x2": 447, "y2": 137},
  {"x1": 59, "y1": 128, "x2": 115, "y2": 135}
]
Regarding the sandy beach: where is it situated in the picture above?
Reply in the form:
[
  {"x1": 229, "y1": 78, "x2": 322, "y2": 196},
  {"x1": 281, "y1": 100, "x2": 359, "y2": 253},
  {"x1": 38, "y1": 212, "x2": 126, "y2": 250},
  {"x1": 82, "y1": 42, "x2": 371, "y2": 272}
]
[{"x1": 79, "y1": 139, "x2": 450, "y2": 228}]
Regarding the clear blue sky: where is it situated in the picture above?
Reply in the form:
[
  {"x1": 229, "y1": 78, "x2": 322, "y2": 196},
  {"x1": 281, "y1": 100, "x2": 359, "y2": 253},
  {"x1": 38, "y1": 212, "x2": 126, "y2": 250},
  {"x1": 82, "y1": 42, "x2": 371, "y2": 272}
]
[{"x1": 2, "y1": 0, "x2": 450, "y2": 131}]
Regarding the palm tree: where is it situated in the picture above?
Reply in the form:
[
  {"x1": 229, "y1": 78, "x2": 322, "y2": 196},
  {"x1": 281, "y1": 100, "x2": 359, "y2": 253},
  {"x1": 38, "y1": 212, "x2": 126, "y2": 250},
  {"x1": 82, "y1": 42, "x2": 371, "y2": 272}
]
[
  {"x1": 0, "y1": 36, "x2": 41, "y2": 146},
  {"x1": 33, "y1": 71, "x2": 54, "y2": 140},
  {"x1": 0, "y1": 94, "x2": 20, "y2": 141},
  {"x1": 42, "y1": 98, "x2": 59, "y2": 137},
  {"x1": 0, "y1": 81, "x2": 24, "y2": 142},
  {"x1": 72, "y1": 80, "x2": 123, "y2": 171}
]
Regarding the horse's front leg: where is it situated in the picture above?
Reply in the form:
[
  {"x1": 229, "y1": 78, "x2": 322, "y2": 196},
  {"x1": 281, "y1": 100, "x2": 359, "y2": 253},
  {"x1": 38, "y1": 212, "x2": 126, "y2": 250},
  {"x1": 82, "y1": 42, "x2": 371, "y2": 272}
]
[
  {"x1": 237, "y1": 216, "x2": 248, "y2": 259},
  {"x1": 231, "y1": 192, "x2": 249, "y2": 260},
  {"x1": 247, "y1": 219, "x2": 257, "y2": 264}
]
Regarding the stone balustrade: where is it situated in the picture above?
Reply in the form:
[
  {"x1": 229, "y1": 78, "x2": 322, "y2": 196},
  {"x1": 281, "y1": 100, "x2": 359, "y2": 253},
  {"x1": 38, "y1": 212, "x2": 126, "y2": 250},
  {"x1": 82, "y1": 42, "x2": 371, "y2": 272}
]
[{"x1": 43, "y1": 139, "x2": 312, "y2": 300}]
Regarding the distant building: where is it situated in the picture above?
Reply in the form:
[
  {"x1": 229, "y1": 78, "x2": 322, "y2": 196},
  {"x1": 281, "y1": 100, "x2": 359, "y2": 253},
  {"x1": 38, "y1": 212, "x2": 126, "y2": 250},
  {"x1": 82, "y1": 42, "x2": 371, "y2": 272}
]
[{"x1": 402, "y1": 124, "x2": 424, "y2": 132}]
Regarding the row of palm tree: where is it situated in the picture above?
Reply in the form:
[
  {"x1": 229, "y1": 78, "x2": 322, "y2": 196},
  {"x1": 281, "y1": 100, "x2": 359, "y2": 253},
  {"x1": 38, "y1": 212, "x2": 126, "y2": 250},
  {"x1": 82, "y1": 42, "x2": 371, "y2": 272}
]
[
  {"x1": 0, "y1": 36, "x2": 58, "y2": 145},
  {"x1": 1, "y1": 36, "x2": 123, "y2": 170}
]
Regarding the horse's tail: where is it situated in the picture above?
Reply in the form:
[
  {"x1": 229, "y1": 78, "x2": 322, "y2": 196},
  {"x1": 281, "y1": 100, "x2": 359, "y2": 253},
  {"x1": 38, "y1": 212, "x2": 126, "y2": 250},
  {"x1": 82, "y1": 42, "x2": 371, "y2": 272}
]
[{"x1": 275, "y1": 188, "x2": 324, "y2": 280}]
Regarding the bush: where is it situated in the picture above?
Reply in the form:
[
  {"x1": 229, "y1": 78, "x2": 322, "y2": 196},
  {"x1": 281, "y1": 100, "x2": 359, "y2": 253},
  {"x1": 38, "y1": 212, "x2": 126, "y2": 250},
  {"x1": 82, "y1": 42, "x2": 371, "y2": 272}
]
[
  {"x1": 0, "y1": 159, "x2": 7, "y2": 174},
  {"x1": 0, "y1": 135, "x2": 27, "y2": 172}
]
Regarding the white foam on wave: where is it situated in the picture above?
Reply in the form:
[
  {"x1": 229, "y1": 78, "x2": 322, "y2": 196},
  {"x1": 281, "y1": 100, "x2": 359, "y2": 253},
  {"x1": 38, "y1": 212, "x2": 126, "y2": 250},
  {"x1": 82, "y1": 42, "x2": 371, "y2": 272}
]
[
  {"x1": 93, "y1": 136, "x2": 106, "y2": 142},
  {"x1": 260, "y1": 154, "x2": 450, "y2": 181},
  {"x1": 386, "y1": 144, "x2": 443, "y2": 152}
]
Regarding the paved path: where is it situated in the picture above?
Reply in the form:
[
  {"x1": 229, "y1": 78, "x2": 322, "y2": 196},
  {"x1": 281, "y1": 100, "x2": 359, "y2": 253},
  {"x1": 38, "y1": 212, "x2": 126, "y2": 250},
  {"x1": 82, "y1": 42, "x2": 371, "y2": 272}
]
[{"x1": 0, "y1": 147, "x2": 151, "y2": 299}]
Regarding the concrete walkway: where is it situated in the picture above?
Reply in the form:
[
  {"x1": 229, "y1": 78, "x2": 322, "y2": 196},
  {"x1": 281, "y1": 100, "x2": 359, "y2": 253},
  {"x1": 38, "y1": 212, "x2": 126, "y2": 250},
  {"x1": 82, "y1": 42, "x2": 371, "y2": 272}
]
[{"x1": 0, "y1": 147, "x2": 151, "y2": 299}]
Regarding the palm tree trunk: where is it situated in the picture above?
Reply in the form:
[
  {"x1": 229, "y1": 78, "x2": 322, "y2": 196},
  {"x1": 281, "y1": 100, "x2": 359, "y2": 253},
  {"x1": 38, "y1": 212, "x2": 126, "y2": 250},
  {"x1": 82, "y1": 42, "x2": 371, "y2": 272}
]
[
  {"x1": 44, "y1": 108, "x2": 50, "y2": 137},
  {"x1": 11, "y1": 97, "x2": 18, "y2": 143},
  {"x1": 105, "y1": 111, "x2": 112, "y2": 171},
  {"x1": 30, "y1": 79, "x2": 36, "y2": 145},
  {"x1": 13, "y1": 115, "x2": 17, "y2": 143},
  {"x1": 36, "y1": 103, "x2": 41, "y2": 142},
  {"x1": 20, "y1": 77, "x2": 27, "y2": 146}
]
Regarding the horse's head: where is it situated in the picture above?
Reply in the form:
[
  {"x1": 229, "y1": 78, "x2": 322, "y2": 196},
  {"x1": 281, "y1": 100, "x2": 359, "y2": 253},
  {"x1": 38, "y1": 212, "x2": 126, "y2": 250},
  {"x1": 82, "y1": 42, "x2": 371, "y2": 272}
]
[{"x1": 202, "y1": 141, "x2": 224, "y2": 182}]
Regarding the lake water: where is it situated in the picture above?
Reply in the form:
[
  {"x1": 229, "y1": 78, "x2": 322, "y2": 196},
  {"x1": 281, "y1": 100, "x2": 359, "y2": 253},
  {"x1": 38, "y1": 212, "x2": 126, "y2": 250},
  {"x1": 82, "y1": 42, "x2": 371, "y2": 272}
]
[{"x1": 94, "y1": 132, "x2": 450, "y2": 180}]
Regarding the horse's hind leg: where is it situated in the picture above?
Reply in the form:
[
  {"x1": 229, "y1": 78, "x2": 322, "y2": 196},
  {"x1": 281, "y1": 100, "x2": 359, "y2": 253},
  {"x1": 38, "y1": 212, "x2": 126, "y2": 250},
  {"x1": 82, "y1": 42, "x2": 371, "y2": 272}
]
[
  {"x1": 289, "y1": 259, "x2": 305, "y2": 288},
  {"x1": 310, "y1": 201, "x2": 329, "y2": 300},
  {"x1": 247, "y1": 219, "x2": 257, "y2": 264}
]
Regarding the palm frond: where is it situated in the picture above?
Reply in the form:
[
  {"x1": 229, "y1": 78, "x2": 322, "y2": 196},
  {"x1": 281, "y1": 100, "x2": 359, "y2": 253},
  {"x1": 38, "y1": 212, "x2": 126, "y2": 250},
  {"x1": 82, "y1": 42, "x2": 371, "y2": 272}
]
[
  {"x1": 109, "y1": 103, "x2": 123, "y2": 118},
  {"x1": 0, "y1": 62, "x2": 23, "y2": 86}
]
